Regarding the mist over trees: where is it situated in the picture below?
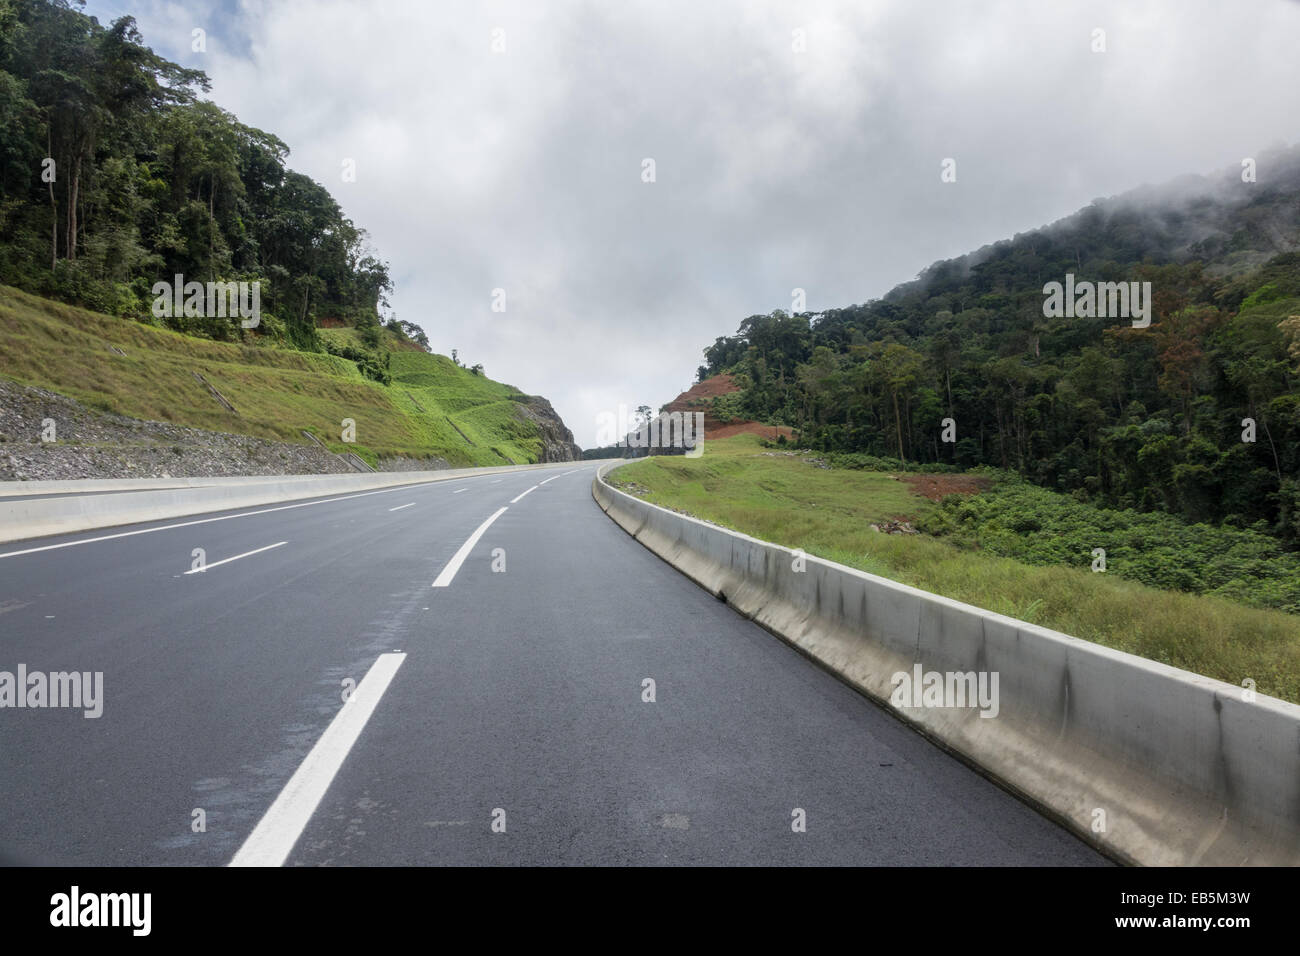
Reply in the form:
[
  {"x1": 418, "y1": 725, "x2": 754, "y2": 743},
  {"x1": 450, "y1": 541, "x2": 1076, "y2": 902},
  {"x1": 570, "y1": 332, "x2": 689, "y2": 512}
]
[
  {"x1": 0, "y1": 0, "x2": 397, "y2": 349},
  {"x1": 699, "y1": 148, "x2": 1300, "y2": 541}
]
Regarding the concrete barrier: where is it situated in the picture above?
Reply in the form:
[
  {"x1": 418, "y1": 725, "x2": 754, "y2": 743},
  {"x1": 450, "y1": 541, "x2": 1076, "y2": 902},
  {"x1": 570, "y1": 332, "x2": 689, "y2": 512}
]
[
  {"x1": 0, "y1": 475, "x2": 309, "y2": 497},
  {"x1": 0, "y1": 461, "x2": 591, "y2": 544},
  {"x1": 593, "y1": 460, "x2": 1300, "y2": 865}
]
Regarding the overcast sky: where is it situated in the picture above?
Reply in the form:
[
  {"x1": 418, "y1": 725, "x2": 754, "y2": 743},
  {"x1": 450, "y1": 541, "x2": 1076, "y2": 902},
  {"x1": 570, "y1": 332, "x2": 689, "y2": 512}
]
[{"x1": 82, "y1": 0, "x2": 1300, "y2": 447}]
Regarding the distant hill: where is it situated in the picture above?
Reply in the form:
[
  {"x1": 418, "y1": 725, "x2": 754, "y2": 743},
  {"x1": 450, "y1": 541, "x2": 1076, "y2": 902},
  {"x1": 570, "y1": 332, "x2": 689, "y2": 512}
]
[{"x1": 689, "y1": 146, "x2": 1300, "y2": 541}]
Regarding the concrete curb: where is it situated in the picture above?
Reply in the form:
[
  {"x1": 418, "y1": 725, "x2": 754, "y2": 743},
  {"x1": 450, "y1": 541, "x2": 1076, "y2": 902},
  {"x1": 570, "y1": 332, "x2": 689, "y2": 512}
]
[
  {"x1": 0, "y1": 461, "x2": 585, "y2": 544},
  {"x1": 593, "y1": 460, "x2": 1300, "y2": 866}
]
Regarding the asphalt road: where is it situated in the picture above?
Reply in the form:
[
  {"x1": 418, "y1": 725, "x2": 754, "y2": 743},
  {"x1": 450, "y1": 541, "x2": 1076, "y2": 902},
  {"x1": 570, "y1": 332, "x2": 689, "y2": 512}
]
[{"x1": 0, "y1": 464, "x2": 1106, "y2": 865}]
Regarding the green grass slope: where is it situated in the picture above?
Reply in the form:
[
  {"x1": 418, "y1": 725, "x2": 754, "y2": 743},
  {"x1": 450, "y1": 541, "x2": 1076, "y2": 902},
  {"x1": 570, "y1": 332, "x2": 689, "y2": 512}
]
[
  {"x1": 0, "y1": 285, "x2": 543, "y2": 467},
  {"x1": 610, "y1": 434, "x2": 1300, "y2": 704}
]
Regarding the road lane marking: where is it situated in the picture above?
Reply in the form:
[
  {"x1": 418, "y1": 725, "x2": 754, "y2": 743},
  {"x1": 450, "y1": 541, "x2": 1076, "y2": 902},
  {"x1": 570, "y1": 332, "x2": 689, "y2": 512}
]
[
  {"x1": 432, "y1": 507, "x2": 507, "y2": 587},
  {"x1": 0, "y1": 484, "x2": 448, "y2": 560},
  {"x1": 452, "y1": 488, "x2": 468, "y2": 494},
  {"x1": 185, "y1": 541, "x2": 287, "y2": 574},
  {"x1": 0, "y1": 468, "x2": 556, "y2": 561},
  {"x1": 388, "y1": 502, "x2": 416, "y2": 512},
  {"x1": 509, "y1": 485, "x2": 538, "y2": 504},
  {"x1": 539, "y1": 474, "x2": 564, "y2": 485},
  {"x1": 229, "y1": 652, "x2": 406, "y2": 867},
  {"x1": 490, "y1": 479, "x2": 503, "y2": 484}
]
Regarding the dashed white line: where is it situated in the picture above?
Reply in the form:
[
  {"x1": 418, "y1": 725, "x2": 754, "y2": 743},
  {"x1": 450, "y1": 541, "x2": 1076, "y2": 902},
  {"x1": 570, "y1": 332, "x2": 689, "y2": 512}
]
[
  {"x1": 452, "y1": 488, "x2": 468, "y2": 494},
  {"x1": 388, "y1": 502, "x2": 416, "y2": 512},
  {"x1": 184, "y1": 541, "x2": 287, "y2": 574},
  {"x1": 489, "y1": 479, "x2": 503, "y2": 484},
  {"x1": 229, "y1": 652, "x2": 406, "y2": 867},
  {"x1": 432, "y1": 507, "x2": 507, "y2": 587},
  {"x1": 509, "y1": 485, "x2": 538, "y2": 504},
  {"x1": 539, "y1": 474, "x2": 564, "y2": 485}
]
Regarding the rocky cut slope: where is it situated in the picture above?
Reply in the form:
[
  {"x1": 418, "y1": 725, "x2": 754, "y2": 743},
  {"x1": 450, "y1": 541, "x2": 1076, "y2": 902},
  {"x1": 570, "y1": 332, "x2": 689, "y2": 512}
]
[
  {"x1": 0, "y1": 378, "x2": 360, "y2": 481},
  {"x1": 515, "y1": 395, "x2": 583, "y2": 462}
]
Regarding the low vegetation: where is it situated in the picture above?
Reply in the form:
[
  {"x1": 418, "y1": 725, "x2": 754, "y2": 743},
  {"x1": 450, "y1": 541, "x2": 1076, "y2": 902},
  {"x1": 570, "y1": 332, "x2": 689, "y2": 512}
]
[{"x1": 609, "y1": 434, "x2": 1300, "y2": 704}]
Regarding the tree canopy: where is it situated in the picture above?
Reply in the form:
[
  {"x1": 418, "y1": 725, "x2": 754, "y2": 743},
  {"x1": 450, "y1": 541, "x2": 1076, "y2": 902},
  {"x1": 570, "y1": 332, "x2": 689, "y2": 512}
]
[
  {"x1": 0, "y1": 0, "x2": 396, "y2": 350},
  {"x1": 698, "y1": 149, "x2": 1300, "y2": 541}
]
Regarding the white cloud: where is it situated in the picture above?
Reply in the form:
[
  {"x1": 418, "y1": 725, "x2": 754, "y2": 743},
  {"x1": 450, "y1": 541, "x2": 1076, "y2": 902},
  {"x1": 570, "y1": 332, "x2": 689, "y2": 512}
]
[{"x1": 85, "y1": 0, "x2": 1300, "y2": 446}]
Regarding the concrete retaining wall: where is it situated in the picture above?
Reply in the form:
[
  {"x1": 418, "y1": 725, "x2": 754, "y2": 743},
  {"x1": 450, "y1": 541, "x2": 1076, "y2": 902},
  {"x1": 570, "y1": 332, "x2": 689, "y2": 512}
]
[
  {"x1": 593, "y1": 461, "x2": 1300, "y2": 865},
  {"x1": 0, "y1": 461, "x2": 585, "y2": 544}
]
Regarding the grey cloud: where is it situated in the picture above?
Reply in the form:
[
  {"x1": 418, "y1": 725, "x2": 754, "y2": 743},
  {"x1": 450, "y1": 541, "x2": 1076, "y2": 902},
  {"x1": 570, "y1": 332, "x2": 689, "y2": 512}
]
[{"x1": 86, "y1": 0, "x2": 1300, "y2": 445}]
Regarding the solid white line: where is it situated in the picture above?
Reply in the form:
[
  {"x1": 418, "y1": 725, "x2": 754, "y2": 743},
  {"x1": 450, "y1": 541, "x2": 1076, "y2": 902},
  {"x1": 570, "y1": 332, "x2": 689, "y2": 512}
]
[
  {"x1": 0, "y1": 482, "x2": 447, "y2": 560},
  {"x1": 432, "y1": 507, "x2": 507, "y2": 587},
  {"x1": 539, "y1": 474, "x2": 564, "y2": 485},
  {"x1": 185, "y1": 540, "x2": 287, "y2": 574},
  {"x1": 510, "y1": 485, "x2": 538, "y2": 504},
  {"x1": 229, "y1": 652, "x2": 406, "y2": 867},
  {"x1": 452, "y1": 488, "x2": 468, "y2": 494},
  {"x1": 0, "y1": 467, "x2": 556, "y2": 561},
  {"x1": 388, "y1": 502, "x2": 416, "y2": 512},
  {"x1": 489, "y1": 479, "x2": 503, "y2": 484}
]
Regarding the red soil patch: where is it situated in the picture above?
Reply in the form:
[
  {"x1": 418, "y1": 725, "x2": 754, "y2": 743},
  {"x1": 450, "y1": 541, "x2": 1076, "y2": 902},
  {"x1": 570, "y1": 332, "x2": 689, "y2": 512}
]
[
  {"x1": 675, "y1": 373, "x2": 741, "y2": 400},
  {"x1": 710, "y1": 421, "x2": 798, "y2": 440},
  {"x1": 661, "y1": 374, "x2": 795, "y2": 441},
  {"x1": 900, "y1": 473, "x2": 991, "y2": 501},
  {"x1": 317, "y1": 317, "x2": 347, "y2": 328}
]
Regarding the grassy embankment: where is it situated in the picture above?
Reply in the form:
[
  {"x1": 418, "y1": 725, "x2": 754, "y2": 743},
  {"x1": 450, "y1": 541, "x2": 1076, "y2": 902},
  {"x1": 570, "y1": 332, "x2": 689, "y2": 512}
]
[
  {"x1": 0, "y1": 284, "x2": 542, "y2": 467},
  {"x1": 608, "y1": 434, "x2": 1300, "y2": 704}
]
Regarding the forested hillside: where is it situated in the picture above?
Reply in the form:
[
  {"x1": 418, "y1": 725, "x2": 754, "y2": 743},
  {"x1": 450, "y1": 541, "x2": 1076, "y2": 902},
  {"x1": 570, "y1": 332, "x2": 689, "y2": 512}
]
[
  {"x1": 0, "y1": 0, "x2": 393, "y2": 347},
  {"x1": 0, "y1": 1, "x2": 582, "y2": 471},
  {"x1": 695, "y1": 147, "x2": 1300, "y2": 541}
]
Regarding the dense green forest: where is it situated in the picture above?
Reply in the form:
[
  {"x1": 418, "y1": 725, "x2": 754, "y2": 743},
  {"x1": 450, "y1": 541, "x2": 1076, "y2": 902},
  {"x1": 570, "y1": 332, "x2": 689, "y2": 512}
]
[
  {"x1": 0, "y1": 0, "x2": 406, "y2": 354},
  {"x1": 697, "y1": 147, "x2": 1300, "y2": 542}
]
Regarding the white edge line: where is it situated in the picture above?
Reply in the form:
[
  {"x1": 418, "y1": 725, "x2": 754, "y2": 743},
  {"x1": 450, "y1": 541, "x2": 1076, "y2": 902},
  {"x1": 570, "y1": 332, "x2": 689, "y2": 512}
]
[
  {"x1": 0, "y1": 466, "x2": 557, "y2": 561},
  {"x1": 509, "y1": 485, "x2": 538, "y2": 504},
  {"x1": 0, "y1": 482, "x2": 444, "y2": 560},
  {"x1": 185, "y1": 540, "x2": 287, "y2": 574},
  {"x1": 388, "y1": 502, "x2": 416, "y2": 512},
  {"x1": 229, "y1": 652, "x2": 406, "y2": 867},
  {"x1": 432, "y1": 507, "x2": 508, "y2": 587}
]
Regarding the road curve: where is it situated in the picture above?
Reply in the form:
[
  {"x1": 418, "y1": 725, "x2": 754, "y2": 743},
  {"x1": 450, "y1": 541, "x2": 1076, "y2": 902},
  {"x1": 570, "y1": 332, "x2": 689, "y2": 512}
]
[{"x1": 0, "y1": 465, "x2": 1106, "y2": 865}]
